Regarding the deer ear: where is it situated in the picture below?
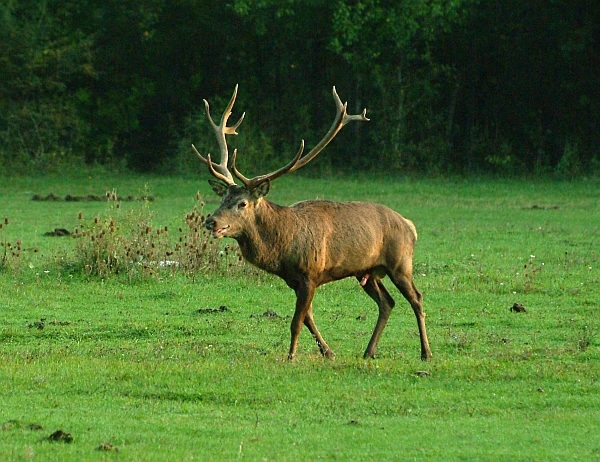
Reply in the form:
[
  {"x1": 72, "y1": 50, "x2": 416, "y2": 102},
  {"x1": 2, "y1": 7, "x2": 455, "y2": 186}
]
[
  {"x1": 251, "y1": 179, "x2": 271, "y2": 198},
  {"x1": 208, "y1": 179, "x2": 228, "y2": 197}
]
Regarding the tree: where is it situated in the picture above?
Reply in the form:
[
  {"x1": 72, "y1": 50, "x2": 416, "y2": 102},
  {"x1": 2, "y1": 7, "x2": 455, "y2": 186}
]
[{"x1": 0, "y1": 0, "x2": 93, "y2": 170}]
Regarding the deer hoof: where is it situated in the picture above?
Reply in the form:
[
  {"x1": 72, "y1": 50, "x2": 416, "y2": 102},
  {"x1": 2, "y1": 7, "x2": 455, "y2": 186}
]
[
  {"x1": 363, "y1": 350, "x2": 376, "y2": 360},
  {"x1": 322, "y1": 349, "x2": 335, "y2": 360}
]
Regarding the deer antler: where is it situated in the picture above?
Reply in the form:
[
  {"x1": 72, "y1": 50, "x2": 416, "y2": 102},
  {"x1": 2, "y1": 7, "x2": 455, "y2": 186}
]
[
  {"x1": 193, "y1": 85, "x2": 245, "y2": 186},
  {"x1": 233, "y1": 86, "x2": 369, "y2": 191}
]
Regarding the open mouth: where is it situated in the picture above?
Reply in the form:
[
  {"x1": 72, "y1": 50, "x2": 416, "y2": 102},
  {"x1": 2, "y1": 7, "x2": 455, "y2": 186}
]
[{"x1": 211, "y1": 225, "x2": 230, "y2": 238}]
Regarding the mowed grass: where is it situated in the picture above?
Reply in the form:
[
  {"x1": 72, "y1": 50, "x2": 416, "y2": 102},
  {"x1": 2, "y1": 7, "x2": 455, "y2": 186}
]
[{"x1": 1, "y1": 172, "x2": 599, "y2": 461}]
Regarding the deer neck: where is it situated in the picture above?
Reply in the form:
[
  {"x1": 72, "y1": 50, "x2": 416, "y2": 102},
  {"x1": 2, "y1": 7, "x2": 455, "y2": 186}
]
[{"x1": 235, "y1": 199, "x2": 291, "y2": 274}]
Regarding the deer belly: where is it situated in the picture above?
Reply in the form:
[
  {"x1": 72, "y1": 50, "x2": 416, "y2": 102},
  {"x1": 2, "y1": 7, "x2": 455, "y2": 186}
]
[{"x1": 323, "y1": 255, "x2": 384, "y2": 282}]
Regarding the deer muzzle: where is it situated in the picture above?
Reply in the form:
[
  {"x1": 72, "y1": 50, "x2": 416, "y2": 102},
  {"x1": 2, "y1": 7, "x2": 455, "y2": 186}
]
[{"x1": 204, "y1": 216, "x2": 230, "y2": 238}]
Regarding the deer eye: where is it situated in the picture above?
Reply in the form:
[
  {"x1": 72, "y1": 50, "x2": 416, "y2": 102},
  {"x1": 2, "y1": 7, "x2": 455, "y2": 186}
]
[{"x1": 238, "y1": 201, "x2": 247, "y2": 209}]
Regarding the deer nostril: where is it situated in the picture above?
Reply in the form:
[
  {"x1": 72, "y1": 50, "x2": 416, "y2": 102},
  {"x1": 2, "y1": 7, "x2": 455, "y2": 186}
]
[{"x1": 204, "y1": 216, "x2": 216, "y2": 230}]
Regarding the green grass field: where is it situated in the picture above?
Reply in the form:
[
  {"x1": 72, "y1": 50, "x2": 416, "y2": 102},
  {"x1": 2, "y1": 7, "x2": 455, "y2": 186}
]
[{"x1": 1, "y1": 172, "x2": 599, "y2": 461}]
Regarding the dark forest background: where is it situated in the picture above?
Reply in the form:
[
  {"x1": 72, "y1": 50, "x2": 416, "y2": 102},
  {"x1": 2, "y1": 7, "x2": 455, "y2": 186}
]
[{"x1": 1, "y1": 0, "x2": 599, "y2": 176}]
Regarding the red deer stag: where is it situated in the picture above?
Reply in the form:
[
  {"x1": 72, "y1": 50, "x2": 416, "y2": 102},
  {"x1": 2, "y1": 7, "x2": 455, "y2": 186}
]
[{"x1": 193, "y1": 86, "x2": 432, "y2": 361}]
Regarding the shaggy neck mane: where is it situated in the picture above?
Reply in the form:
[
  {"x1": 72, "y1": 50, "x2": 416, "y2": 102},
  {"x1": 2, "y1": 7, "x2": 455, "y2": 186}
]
[{"x1": 235, "y1": 199, "x2": 293, "y2": 275}]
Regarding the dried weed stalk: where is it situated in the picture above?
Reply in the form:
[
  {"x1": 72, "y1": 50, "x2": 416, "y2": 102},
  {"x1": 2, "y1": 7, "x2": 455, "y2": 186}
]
[
  {"x1": 523, "y1": 255, "x2": 543, "y2": 293},
  {"x1": 0, "y1": 217, "x2": 38, "y2": 273},
  {"x1": 71, "y1": 191, "x2": 245, "y2": 279}
]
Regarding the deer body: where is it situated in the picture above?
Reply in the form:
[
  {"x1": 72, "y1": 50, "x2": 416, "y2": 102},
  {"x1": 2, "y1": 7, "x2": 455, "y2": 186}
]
[
  {"x1": 233, "y1": 199, "x2": 416, "y2": 284},
  {"x1": 196, "y1": 86, "x2": 432, "y2": 361}
]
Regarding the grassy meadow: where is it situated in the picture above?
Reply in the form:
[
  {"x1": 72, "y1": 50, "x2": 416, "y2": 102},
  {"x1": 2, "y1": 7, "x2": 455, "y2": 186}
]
[{"x1": 1, "y1": 172, "x2": 599, "y2": 461}]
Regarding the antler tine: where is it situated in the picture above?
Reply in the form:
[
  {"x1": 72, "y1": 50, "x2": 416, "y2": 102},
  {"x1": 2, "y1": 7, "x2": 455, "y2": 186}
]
[
  {"x1": 232, "y1": 141, "x2": 306, "y2": 190},
  {"x1": 229, "y1": 149, "x2": 251, "y2": 188},
  {"x1": 290, "y1": 86, "x2": 369, "y2": 171},
  {"x1": 206, "y1": 153, "x2": 236, "y2": 185},
  {"x1": 196, "y1": 85, "x2": 246, "y2": 185}
]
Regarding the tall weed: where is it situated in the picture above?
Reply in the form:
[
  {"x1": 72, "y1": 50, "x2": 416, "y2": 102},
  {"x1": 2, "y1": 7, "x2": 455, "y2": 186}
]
[
  {"x1": 0, "y1": 217, "x2": 39, "y2": 273},
  {"x1": 70, "y1": 192, "x2": 244, "y2": 280}
]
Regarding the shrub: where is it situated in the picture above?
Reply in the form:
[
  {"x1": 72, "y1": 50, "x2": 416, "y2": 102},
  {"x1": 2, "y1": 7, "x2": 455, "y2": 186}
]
[{"x1": 70, "y1": 192, "x2": 245, "y2": 280}]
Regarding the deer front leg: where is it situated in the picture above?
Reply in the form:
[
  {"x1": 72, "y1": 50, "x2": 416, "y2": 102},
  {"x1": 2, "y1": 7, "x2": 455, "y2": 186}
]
[
  {"x1": 288, "y1": 281, "x2": 317, "y2": 361},
  {"x1": 304, "y1": 304, "x2": 334, "y2": 359}
]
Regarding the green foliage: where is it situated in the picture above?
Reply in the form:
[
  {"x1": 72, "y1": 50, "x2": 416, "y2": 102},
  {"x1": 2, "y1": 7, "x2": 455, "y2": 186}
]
[
  {"x1": 0, "y1": 1, "x2": 599, "y2": 175},
  {"x1": 555, "y1": 142, "x2": 584, "y2": 179},
  {"x1": 0, "y1": 0, "x2": 94, "y2": 171},
  {"x1": 328, "y1": 1, "x2": 464, "y2": 173}
]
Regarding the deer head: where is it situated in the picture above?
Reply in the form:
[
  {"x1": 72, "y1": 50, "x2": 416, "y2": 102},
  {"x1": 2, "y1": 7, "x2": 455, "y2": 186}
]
[{"x1": 203, "y1": 181, "x2": 270, "y2": 239}]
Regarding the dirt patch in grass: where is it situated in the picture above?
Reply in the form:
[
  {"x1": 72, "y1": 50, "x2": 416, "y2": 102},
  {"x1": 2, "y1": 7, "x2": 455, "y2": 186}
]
[
  {"x1": 33, "y1": 193, "x2": 154, "y2": 202},
  {"x1": 197, "y1": 305, "x2": 231, "y2": 315}
]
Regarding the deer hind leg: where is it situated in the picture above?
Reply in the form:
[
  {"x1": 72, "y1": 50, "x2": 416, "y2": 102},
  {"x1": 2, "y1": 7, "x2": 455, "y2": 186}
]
[
  {"x1": 388, "y1": 269, "x2": 433, "y2": 361},
  {"x1": 360, "y1": 275, "x2": 396, "y2": 359}
]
